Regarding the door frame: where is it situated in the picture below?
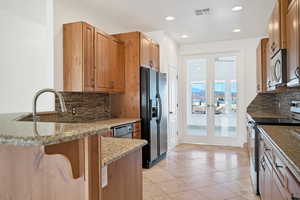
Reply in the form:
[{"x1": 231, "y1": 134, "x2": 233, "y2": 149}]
[
  {"x1": 168, "y1": 65, "x2": 179, "y2": 150},
  {"x1": 180, "y1": 51, "x2": 244, "y2": 147}
]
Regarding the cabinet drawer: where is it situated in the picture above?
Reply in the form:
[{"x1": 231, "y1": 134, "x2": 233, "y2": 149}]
[
  {"x1": 133, "y1": 122, "x2": 141, "y2": 131},
  {"x1": 273, "y1": 152, "x2": 287, "y2": 187}
]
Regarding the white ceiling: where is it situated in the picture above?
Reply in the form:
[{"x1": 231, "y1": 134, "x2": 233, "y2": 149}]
[{"x1": 84, "y1": 0, "x2": 275, "y2": 44}]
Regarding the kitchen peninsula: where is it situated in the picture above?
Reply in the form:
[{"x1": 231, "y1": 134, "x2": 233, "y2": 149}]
[{"x1": 0, "y1": 113, "x2": 146, "y2": 200}]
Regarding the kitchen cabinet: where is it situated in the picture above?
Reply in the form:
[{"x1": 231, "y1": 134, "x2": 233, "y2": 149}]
[
  {"x1": 256, "y1": 38, "x2": 269, "y2": 93},
  {"x1": 64, "y1": 22, "x2": 125, "y2": 93},
  {"x1": 110, "y1": 39, "x2": 125, "y2": 92},
  {"x1": 258, "y1": 129, "x2": 300, "y2": 200},
  {"x1": 102, "y1": 149, "x2": 142, "y2": 200},
  {"x1": 140, "y1": 34, "x2": 151, "y2": 68},
  {"x1": 140, "y1": 33, "x2": 160, "y2": 72},
  {"x1": 287, "y1": 0, "x2": 300, "y2": 87},
  {"x1": 151, "y1": 43, "x2": 160, "y2": 72},
  {"x1": 95, "y1": 30, "x2": 110, "y2": 92},
  {"x1": 268, "y1": 0, "x2": 288, "y2": 58},
  {"x1": 111, "y1": 32, "x2": 160, "y2": 118}
]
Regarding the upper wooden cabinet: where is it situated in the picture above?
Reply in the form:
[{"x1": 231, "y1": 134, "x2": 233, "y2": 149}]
[
  {"x1": 110, "y1": 39, "x2": 125, "y2": 92},
  {"x1": 287, "y1": 0, "x2": 300, "y2": 86},
  {"x1": 140, "y1": 33, "x2": 160, "y2": 72},
  {"x1": 268, "y1": 0, "x2": 288, "y2": 58},
  {"x1": 256, "y1": 38, "x2": 269, "y2": 93},
  {"x1": 110, "y1": 32, "x2": 160, "y2": 118},
  {"x1": 63, "y1": 22, "x2": 125, "y2": 93}
]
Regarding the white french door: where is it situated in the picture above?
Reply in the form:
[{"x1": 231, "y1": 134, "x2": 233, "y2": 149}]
[{"x1": 183, "y1": 53, "x2": 241, "y2": 146}]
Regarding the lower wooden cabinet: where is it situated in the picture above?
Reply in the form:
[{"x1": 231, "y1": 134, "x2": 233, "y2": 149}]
[
  {"x1": 102, "y1": 149, "x2": 142, "y2": 200},
  {"x1": 259, "y1": 130, "x2": 300, "y2": 200}
]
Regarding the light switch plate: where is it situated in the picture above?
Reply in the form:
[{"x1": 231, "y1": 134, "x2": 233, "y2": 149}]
[{"x1": 102, "y1": 165, "x2": 108, "y2": 188}]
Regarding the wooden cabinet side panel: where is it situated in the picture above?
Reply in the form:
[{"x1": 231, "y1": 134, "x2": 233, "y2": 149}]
[
  {"x1": 257, "y1": 38, "x2": 269, "y2": 93},
  {"x1": 0, "y1": 145, "x2": 86, "y2": 200},
  {"x1": 111, "y1": 32, "x2": 141, "y2": 118},
  {"x1": 257, "y1": 42, "x2": 263, "y2": 93},
  {"x1": 63, "y1": 22, "x2": 84, "y2": 92},
  {"x1": 102, "y1": 149, "x2": 142, "y2": 200}
]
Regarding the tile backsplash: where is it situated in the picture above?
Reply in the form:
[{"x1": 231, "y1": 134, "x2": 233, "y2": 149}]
[
  {"x1": 55, "y1": 92, "x2": 111, "y2": 121},
  {"x1": 247, "y1": 88, "x2": 300, "y2": 116}
]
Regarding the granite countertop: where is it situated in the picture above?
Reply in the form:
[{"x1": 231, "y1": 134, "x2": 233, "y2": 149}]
[
  {"x1": 0, "y1": 113, "x2": 140, "y2": 146},
  {"x1": 258, "y1": 125, "x2": 300, "y2": 181},
  {"x1": 247, "y1": 112, "x2": 289, "y2": 119},
  {"x1": 101, "y1": 137, "x2": 147, "y2": 166}
]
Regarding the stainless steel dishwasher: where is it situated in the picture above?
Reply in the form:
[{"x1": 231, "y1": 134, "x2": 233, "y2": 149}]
[{"x1": 112, "y1": 123, "x2": 133, "y2": 138}]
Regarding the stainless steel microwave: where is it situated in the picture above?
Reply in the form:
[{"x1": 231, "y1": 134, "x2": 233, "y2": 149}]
[{"x1": 268, "y1": 49, "x2": 287, "y2": 89}]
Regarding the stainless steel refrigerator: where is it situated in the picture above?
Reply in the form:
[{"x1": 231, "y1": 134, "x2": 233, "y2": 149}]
[{"x1": 140, "y1": 67, "x2": 167, "y2": 168}]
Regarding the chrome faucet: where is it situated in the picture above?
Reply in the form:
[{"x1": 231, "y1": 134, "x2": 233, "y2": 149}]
[{"x1": 32, "y1": 88, "x2": 67, "y2": 121}]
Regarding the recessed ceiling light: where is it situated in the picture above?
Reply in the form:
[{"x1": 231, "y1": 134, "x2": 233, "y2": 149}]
[
  {"x1": 165, "y1": 16, "x2": 175, "y2": 21},
  {"x1": 232, "y1": 6, "x2": 243, "y2": 12},
  {"x1": 181, "y1": 34, "x2": 189, "y2": 38},
  {"x1": 233, "y1": 29, "x2": 241, "y2": 33}
]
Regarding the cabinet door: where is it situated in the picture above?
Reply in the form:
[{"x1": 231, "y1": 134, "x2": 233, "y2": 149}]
[
  {"x1": 151, "y1": 43, "x2": 160, "y2": 72},
  {"x1": 272, "y1": 172, "x2": 289, "y2": 200},
  {"x1": 272, "y1": 0, "x2": 281, "y2": 56},
  {"x1": 264, "y1": 157, "x2": 273, "y2": 200},
  {"x1": 257, "y1": 38, "x2": 269, "y2": 93},
  {"x1": 140, "y1": 34, "x2": 151, "y2": 68},
  {"x1": 259, "y1": 157, "x2": 266, "y2": 200},
  {"x1": 287, "y1": 0, "x2": 300, "y2": 84},
  {"x1": 286, "y1": 168, "x2": 300, "y2": 199},
  {"x1": 110, "y1": 40, "x2": 125, "y2": 92},
  {"x1": 82, "y1": 23, "x2": 95, "y2": 92},
  {"x1": 95, "y1": 30, "x2": 110, "y2": 92}
]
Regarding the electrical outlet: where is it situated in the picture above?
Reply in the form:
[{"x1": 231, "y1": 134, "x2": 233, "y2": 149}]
[{"x1": 71, "y1": 106, "x2": 77, "y2": 115}]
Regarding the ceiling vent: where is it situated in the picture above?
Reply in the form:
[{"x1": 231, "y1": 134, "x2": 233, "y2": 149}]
[{"x1": 195, "y1": 8, "x2": 211, "y2": 16}]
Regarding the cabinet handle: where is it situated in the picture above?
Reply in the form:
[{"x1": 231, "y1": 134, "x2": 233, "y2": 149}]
[
  {"x1": 295, "y1": 67, "x2": 300, "y2": 78},
  {"x1": 275, "y1": 163, "x2": 283, "y2": 168},
  {"x1": 267, "y1": 80, "x2": 271, "y2": 88},
  {"x1": 149, "y1": 60, "x2": 153, "y2": 68},
  {"x1": 261, "y1": 157, "x2": 266, "y2": 171}
]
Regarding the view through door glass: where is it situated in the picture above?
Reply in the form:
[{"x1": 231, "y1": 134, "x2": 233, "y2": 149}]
[
  {"x1": 186, "y1": 59, "x2": 208, "y2": 136},
  {"x1": 214, "y1": 56, "x2": 237, "y2": 137}
]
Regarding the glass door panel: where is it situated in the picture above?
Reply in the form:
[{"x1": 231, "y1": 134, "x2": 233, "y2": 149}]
[
  {"x1": 186, "y1": 59, "x2": 208, "y2": 136},
  {"x1": 213, "y1": 56, "x2": 237, "y2": 137}
]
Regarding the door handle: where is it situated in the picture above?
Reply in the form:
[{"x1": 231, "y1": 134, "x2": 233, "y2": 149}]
[{"x1": 157, "y1": 95, "x2": 162, "y2": 122}]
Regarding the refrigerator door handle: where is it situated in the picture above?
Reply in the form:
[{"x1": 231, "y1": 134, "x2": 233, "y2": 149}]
[
  {"x1": 157, "y1": 95, "x2": 162, "y2": 123},
  {"x1": 149, "y1": 99, "x2": 153, "y2": 120}
]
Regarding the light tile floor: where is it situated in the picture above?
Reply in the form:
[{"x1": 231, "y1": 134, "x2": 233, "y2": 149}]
[{"x1": 143, "y1": 144, "x2": 260, "y2": 200}]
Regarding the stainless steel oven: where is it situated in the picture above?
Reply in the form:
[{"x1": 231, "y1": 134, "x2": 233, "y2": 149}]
[{"x1": 112, "y1": 124, "x2": 133, "y2": 138}]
